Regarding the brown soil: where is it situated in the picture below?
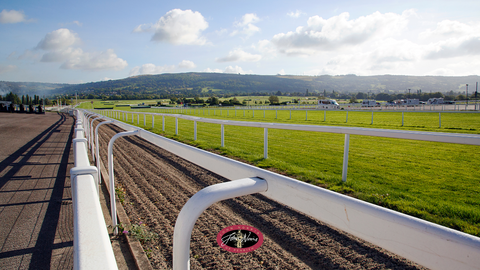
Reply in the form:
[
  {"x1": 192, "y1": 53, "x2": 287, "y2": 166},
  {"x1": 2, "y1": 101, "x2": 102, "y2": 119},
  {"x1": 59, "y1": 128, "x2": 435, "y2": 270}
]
[{"x1": 96, "y1": 121, "x2": 426, "y2": 270}]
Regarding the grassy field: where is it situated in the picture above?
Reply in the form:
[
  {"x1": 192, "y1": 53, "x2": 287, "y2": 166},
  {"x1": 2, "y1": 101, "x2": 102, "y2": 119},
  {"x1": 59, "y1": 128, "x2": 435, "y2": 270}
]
[{"x1": 83, "y1": 101, "x2": 480, "y2": 237}]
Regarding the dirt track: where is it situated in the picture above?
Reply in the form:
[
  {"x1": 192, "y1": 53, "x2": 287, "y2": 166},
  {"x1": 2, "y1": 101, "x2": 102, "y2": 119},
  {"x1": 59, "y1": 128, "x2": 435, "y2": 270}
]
[{"x1": 96, "y1": 121, "x2": 425, "y2": 270}]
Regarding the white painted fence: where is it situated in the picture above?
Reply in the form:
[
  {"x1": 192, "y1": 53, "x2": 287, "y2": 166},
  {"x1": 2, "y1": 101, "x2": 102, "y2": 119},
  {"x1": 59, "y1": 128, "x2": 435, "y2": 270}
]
[
  {"x1": 99, "y1": 109, "x2": 480, "y2": 182},
  {"x1": 71, "y1": 111, "x2": 118, "y2": 270},
  {"x1": 82, "y1": 109, "x2": 480, "y2": 270}
]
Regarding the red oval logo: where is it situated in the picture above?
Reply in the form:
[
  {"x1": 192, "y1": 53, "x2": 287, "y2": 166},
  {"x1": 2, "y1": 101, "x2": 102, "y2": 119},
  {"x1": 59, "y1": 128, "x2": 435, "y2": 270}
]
[{"x1": 216, "y1": 225, "x2": 263, "y2": 253}]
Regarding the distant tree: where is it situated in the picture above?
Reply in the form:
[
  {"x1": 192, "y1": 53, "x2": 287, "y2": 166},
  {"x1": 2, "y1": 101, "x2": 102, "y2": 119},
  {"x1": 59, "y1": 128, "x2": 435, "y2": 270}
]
[
  {"x1": 356, "y1": 92, "x2": 366, "y2": 99},
  {"x1": 5, "y1": 92, "x2": 21, "y2": 104},
  {"x1": 207, "y1": 96, "x2": 219, "y2": 105},
  {"x1": 268, "y1": 95, "x2": 280, "y2": 104},
  {"x1": 349, "y1": 96, "x2": 358, "y2": 103},
  {"x1": 19, "y1": 104, "x2": 25, "y2": 113}
]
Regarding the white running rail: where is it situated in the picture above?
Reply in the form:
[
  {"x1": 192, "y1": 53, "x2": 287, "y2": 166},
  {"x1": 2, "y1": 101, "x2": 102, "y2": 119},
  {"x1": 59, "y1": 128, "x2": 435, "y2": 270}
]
[
  {"x1": 82, "y1": 109, "x2": 480, "y2": 270},
  {"x1": 72, "y1": 111, "x2": 118, "y2": 270}
]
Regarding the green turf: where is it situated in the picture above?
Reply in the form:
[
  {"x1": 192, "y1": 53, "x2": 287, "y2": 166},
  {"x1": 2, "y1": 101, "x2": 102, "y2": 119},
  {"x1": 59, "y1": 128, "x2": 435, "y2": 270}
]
[{"x1": 90, "y1": 103, "x2": 480, "y2": 237}]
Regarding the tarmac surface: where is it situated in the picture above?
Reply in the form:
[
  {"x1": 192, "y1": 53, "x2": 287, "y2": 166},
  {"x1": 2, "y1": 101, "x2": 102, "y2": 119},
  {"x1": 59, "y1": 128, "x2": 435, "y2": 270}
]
[{"x1": 0, "y1": 112, "x2": 75, "y2": 269}]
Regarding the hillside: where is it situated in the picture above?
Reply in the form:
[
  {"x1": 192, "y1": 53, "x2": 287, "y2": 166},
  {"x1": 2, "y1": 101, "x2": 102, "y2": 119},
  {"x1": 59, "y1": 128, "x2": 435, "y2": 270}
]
[
  {"x1": 0, "y1": 81, "x2": 68, "y2": 96},
  {"x1": 57, "y1": 73, "x2": 479, "y2": 96},
  {"x1": 2, "y1": 73, "x2": 479, "y2": 97}
]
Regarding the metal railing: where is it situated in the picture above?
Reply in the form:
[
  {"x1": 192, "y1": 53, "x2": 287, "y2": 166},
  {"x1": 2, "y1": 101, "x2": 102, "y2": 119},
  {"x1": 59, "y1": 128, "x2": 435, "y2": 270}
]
[
  {"x1": 71, "y1": 111, "x2": 117, "y2": 270},
  {"x1": 98, "y1": 109, "x2": 480, "y2": 182},
  {"x1": 82, "y1": 109, "x2": 480, "y2": 270}
]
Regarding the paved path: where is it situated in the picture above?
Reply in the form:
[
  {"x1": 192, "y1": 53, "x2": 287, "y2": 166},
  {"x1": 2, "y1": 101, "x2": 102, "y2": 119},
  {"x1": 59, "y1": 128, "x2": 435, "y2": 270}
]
[{"x1": 0, "y1": 112, "x2": 75, "y2": 270}]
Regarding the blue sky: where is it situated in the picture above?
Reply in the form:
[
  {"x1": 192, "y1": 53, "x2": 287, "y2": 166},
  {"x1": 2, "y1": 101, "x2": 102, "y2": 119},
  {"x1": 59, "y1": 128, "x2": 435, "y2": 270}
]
[{"x1": 1, "y1": 0, "x2": 480, "y2": 83}]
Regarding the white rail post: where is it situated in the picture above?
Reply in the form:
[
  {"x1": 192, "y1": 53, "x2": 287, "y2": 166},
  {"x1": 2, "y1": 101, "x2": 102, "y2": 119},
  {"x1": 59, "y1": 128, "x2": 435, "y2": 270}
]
[
  {"x1": 276, "y1": 110, "x2": 277, "y2": 119},
  {"x1": 131, "y1": 113, "x2": 134, "y2": 123},
  {"x1": 439, "y1": 113, "x2": 441, "y2": 128},
  {"x1": 221, "y1": 124, "x2": 224, "y2": 147},
  {"x1": 95, "y1": 120, "x2": 113, "y2": 185},
  {"x1": 162, "y1": 116, "x2": 165, "y2": 131},
  {"x1": 126, "y1": 112, "x2": 128, "y2": 122},
  {"x1": 264, "y1": 128, "x2": 268, "y2": 159},
  {"x1": 90, "y1": 117, "x2": 103, "y2": 160},
  {"x1": 144, "y1": 114, "x2": 146, "y2": 126},
  {"x1": 324, "y1": 110, "x2": 326, "y2": 121},
  {"x1": 402, "y1": 112, "x2": 404, "y2": 126},
  {"x1": 342, "y1": 134, "x2": 350, "y2": 182},
  {"x1": 176, "y1": 117, "x2": 178, "y2": 135},
  {"x1": 346, "y1": 111, "x2": 349, "y2": 123},
  {"x1": 194, "y1": 121, "x2": 197, "y2": 141},
  {"x1": 86, "y1": 114, "x2": 95, "y2": 145},
  {"x1": 253, "y1": 110, "x2": 255, "y2": 118},
  {"x1": 137, "y1": 113, "x2": 139, "y2": 125},
  {"x1": 108, "y1": 129, "x2": 139, "y2": 235},
  {"x1": 306, "y1": 110, "x2": 308, "y2": 121},
  {"x1": 152, "y1": 115, "x2": 154, "y2": 128},
  {"x1": 173, "y1": 178, "x2": 268, "y2": 270},
  {"x1": 371, "y1": 111, "x2": 374, "y2": 125}
]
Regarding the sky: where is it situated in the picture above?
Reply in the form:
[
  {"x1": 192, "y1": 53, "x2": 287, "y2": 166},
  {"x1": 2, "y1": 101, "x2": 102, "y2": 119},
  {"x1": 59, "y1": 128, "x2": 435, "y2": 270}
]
[{"x1": 1, "y1": 0, "x2": 480, "y2": 84}]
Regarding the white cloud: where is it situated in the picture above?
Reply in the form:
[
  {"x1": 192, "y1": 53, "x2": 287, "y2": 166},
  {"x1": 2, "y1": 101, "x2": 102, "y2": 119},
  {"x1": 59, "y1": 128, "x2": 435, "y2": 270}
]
[
  {"x1": 61, "y1": 49, "x2": 128, "y2": 70},
  {"x1": 224, "y1": 65, "x2": 249, "y2": 74},
  {"x1": 368, "y1": 38, "x2": 420, "y2": 63},
  {"x1": 278, "y1": 69, "x2": 286, "y2": 75},
  {"x1": 203, "y1": 68, "x2": 223, "y2": 73},
  {"x1": 129, "y1": 63, "x2": 175, "y2": 76},
  {"x1": 420, "y1": 20, "x2": 479, "y2": 39},
  {"x1": 0, "y1": 9, "x2": 30, "y2": 24},
  {"x1": 232, "y1": 13, "x2": 260, "y2": 37},
  {"x1": 425, "y1": 36, "x2": 480, "y2": 59},
  {"x1": 134, "y1": 9, "x2": 208, "y2": 45},
  {"x1": 36, "y1": 28, "x2": 80, "y2": 50},
  {"x1": 18, "y1": 49, "x2": 40, "y2": 60},
  {"x1": 427, "y1": 68, "x2": 456, "y2": 76},
  {"x1": 203, "y1": 66, "x2": 252, "y2": 74},
  {"x1": 40, "y1": 47, "x2": 83, "y2": 62},
  {"x1": 129, "y1": 60, "x2": 196, "y2": 76},
  {"x1": 271, "y1": 10, "x2": 413, "y2": 56},
  {"x1": 34, "y1": 28, "x2": 127, "y2": 71},
  {"x1": 216, "y1": 49, "x2": 262, "y2": 62},
  {"x1": 59, "y1": 20, "x2": 83, "y2": 27},
  {"x1": 254, "y1": 39, "x2": 277, "y2": 57},
  {"x1": 0, "y1": 65, "x2": 16, "y2": 73},
  {"x1": 177, "y1": 60, "x2": 196, "y2": 68},
  {"x1": 287, "y1": 10, "x2": 304, "y2": 18},
  {"x1": 237, "y1": 13, "x2": 260, "y2": 27}
]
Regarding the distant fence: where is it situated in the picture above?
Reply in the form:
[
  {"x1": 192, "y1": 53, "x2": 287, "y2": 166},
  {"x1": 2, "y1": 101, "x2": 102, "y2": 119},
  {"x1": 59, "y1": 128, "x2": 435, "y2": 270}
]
[
  {"x1": 70, "y1": 110, "x2": 117, "y2": 270},
  {"x1": 109, "y1": 106, "x2": 480, "y2": 130},
  {"x1": 82, "y1": 108, "x2": 480, "y2": 270},
  {"x1": 97, "y1": 109, "x2": 480, "y2": 182}
]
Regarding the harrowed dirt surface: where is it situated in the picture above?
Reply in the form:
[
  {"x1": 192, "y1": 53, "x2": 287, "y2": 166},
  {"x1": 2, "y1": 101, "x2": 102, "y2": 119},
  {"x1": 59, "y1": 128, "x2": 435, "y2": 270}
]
[{"x1": 96, "y1": 121, "x2": 427, "y2": 270}]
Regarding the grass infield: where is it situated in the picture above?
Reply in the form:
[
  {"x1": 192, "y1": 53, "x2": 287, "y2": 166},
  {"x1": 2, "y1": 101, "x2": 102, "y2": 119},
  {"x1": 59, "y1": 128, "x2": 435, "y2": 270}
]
[{"x1": 84, "y1": 102, "x2": 480, "y2": 237}]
